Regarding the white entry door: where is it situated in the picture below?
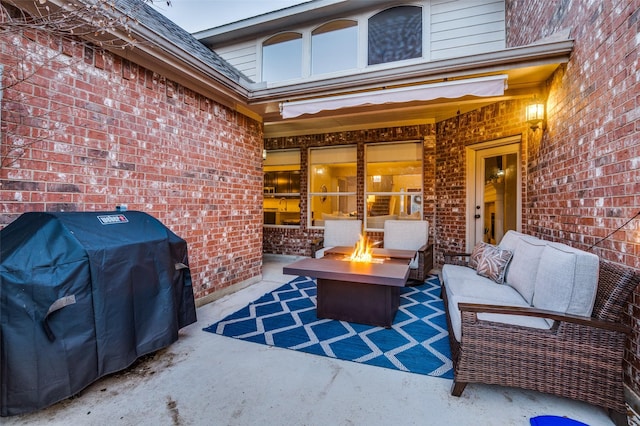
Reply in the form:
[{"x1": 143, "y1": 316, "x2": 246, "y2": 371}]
[{"x1": 467, "y1": 137, "x2": 521, "y2": 249}]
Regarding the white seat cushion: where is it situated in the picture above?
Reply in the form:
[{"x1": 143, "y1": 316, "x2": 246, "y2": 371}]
[
  {"x1": 447, "y1": 292, "x2": 550, "y2": 342},
  {"x1": 441, "y1": 263, "x2": 479, "y2": 288},
  {"x1": 445, "y1": 276, "x2": 526, "y2": 303},
  {"x1": 444, "y1": 268, "x2": 551, "y2": 342}
]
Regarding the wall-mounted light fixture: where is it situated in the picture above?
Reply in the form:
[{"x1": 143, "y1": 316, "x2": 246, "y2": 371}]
[
  {"x1": 262, "y1": 149, "x2": 267, "y2": 160},
  {"x1": 525, "y1": 100, "x2": 545, "y2": 131}
]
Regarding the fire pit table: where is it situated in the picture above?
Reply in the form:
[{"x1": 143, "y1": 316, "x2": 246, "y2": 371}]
[{"x1": 283, "y1": 246, "x2": 415, "y2": 327}]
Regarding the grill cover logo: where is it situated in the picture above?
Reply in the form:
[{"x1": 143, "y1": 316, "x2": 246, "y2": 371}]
[{"x1": 97, "y1": 214, "x2": 129, "y2": 225}]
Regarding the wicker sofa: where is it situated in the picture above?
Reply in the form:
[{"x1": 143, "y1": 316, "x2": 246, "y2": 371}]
[{"x1": 441, "y1": 231, "x2": 639, "y2": 426}]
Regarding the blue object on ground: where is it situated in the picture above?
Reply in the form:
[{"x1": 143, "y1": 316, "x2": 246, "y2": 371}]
[{"x1": 530, "y1": 415, "x2": 589, "y2": 426}]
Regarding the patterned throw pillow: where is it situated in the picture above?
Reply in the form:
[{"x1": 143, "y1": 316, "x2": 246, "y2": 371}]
[
  {"x1": 468, "y1": 242, "x2": 490, "y2": 269},
  {"x1": 476, "y1": 245, "x2": 514, "y2": 284}
]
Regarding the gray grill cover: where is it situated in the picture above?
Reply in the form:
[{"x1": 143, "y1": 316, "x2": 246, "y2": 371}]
[{"x1": 0, "y1": 211, "x2": 196, "y2": 416}]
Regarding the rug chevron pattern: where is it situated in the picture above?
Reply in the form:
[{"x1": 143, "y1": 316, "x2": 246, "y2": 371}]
[{"x1": 204, "y1": 275, "x2": 453, "y2": 379}]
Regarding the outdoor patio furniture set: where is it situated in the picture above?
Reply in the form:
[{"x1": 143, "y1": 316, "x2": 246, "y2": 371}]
[{"x1": 309, "y1": 223, "x2": 639, "y2": 425}]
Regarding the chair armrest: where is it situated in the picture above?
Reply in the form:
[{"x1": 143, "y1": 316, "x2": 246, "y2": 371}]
[
  {"x1": 415, "y1": 239, "x2": 434, "y2": 279},
  {"x1": 444, "y1": 252, "x2": 471, "y2": 258},
  {"x1": 310, "y1": 238, "x2": 324, "y2": 258},
  {"x1": 457, "y1": 302, "x2": 630, "y2": 334},
  {"x1": 444, "y1": 252, "x2": 471, "y2": 266}
]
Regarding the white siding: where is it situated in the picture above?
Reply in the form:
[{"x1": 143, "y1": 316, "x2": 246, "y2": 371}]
[
  {"x1": 430, "y1": 0, "x2": 505, "y2": 60},
  {"x1": 214, "y1": 41, "x2": 258, "y2": 81},
  {"x1": 205, "y1": 0, "x2": 506, "y2": 82}
]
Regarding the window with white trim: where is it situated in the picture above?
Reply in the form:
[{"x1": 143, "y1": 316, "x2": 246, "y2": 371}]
[
  {"x1": 365, "y1": 141, "x2": 423, "y2": 230},
  {"x1": 264, "y1": 149, "x2": 301, "y2": 227},
  {"x1": 262, "y1": 32, "x2": 302, "y2": 82},
  {"x1": 311, "y1": 20, "x2": 358, "y2": 75},
  {"x1": 368, "y1": 6, "x2": 423, "y2": 65},
  {"x1": 308, "y1": 145, "x2": 357, "y2": 228}
]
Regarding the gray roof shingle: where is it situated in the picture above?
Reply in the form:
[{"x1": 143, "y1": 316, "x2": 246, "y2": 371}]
[{"x1": 113, "y1": 0, "x2": 253, "y2": 84}]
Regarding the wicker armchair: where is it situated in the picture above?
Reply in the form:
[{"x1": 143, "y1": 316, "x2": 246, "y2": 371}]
[{"x1": 443, "y1": 259, "x2": 639, "y2": 426}]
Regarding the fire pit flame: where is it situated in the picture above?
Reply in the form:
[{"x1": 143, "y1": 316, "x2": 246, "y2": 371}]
[{"x1": 349, "y1": 234, "x2": 375, "y2": 263}]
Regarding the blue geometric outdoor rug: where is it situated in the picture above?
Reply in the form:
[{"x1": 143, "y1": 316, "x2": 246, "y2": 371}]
[{"x1": 203, "y1": 275, "x2": 453, "y2": 379}]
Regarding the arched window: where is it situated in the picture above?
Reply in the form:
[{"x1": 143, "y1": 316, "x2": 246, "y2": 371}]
[
  {"x1": 368, "y1": 6, "x2": 422, "y2": 65},
  {"x1": 262, "y1": 32, "x2": 302, "y2": 82},
  {"x1": 311, "y1": 20, "x2": 358, "y2": 75}
]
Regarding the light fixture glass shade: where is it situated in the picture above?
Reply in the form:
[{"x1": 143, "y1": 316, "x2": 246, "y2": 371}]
[{"x1": 526, "y1": 102, "x2": 545, "y2": 129}]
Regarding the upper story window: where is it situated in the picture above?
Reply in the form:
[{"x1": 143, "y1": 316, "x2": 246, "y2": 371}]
[
  {"x1": 210, "y1": 1, "x2": 506, "y2": 84},
  {"x1": 368, "y1": 6, "x2": 422, "y2": 65},
  {"x1": 312, "y1": 20, "x2": 358, "y2": 75},
  {"x1": 262, "y1": 32, "x2": 302, "y2": 82}
]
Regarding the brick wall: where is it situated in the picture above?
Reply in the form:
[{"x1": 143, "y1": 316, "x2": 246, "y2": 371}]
[
  {"x1": 0, "y1": 30, "x2": 264, "y2": 300},
  {"x1": 506, "y1": 0, "x2": 640, "y2": 398},
  {"x1": 264, "y1": 125, "x2": 436, "y2": 256},
  {"x1": 434, "y1": 100, "x2": 532, "y2": 264},
  {"x1": 506, "y1": 0, "x2": 639, "y2": 265}
]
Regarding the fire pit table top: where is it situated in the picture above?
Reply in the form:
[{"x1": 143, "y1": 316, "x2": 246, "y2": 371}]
[{"x1": 283, "y1": 247, "x2": 415, "y2": 287}]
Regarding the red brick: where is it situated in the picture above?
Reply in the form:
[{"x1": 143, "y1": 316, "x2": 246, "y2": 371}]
[{"x1": 0, "y1": 28, "x2": 263, "y2": 304}]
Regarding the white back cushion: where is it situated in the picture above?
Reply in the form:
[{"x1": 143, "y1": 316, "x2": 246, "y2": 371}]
[
  {"x1": 323, "y1": 219, "x2": 362, "y2": 248},
  {"x1": 506, "y1": 237, "x2": 546, "y2": 303},
  {"x1": 498, "y1": 230, "x2": 528, "y2": 252},
  {"x1": 532, "y1": 244, "x2": 576, "y2": 324},
  {"x1": 532, "y1": 243, "x2": 598, "y2": 325},
  {"x1": 383, "y1": 220, "x2": 429, "y2": 251},
  {"x1": 547, "y1": 242, "x2": 598, "y2": 317}
]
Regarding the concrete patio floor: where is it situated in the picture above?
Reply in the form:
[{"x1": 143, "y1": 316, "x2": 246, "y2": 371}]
[{"x1": 2, "y1": 254, "x2": 632, "y2": 425}]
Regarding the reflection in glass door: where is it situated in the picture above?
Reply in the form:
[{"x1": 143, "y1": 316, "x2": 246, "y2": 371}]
[{"x1": 474, "y1": 144, "x2": 520, "y2": 246}]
